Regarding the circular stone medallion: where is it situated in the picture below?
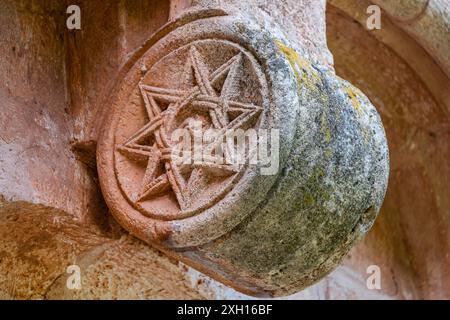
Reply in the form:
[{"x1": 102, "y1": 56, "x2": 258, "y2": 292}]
[
  {"x1": 115, "y1": 39, "x2": 265, "y2": 220},
  {"x1": 98, "y1": 11, "x2": 300, "y2": 247}
]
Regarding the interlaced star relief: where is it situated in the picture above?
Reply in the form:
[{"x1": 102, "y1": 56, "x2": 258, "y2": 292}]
[{"x1": 117, "y1": 46, "x2": 262, "y2": 211}]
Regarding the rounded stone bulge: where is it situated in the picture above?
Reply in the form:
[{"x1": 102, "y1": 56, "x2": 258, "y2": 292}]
[{"x1": 98, "y1": 12, "x2": 300, "y2": 248}]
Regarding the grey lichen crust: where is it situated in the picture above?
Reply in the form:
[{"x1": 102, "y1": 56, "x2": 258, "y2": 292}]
[{"x1": 181, "y1": 21, "x2": 389, "y2": 296}]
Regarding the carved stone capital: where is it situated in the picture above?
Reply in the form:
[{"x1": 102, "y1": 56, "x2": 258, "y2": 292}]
[{"x1": 97, "y1": 5, "x2": 389, "y2": 296}]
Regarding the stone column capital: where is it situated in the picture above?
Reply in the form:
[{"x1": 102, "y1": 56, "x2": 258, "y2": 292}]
[{"x1": 97, "y1": 4, "x2": 389, "y2": 296}]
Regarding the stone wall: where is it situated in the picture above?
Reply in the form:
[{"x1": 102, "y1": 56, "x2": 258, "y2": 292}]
[{"x1": 0, "y1": 0, "x2": 448, "y2": 299}]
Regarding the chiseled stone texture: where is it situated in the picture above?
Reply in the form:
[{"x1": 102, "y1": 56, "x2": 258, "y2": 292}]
[
  {"x1": 0, "y1": 197, "x2": 203, "y2": 299},
  {"x1": 0, "y1": 0, "x2": 95, "y2": 219}
]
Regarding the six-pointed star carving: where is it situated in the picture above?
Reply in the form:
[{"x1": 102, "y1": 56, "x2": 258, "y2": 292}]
[{"x1": 117, "y1": 46, "x2": 262, "y2": 211}]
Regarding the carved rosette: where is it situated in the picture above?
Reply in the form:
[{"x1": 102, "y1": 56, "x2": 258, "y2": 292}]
[
  {"x1": 98, "y1": 9, "x2": 299, "y2": 247},
  {"x1": 98, "y1": 8, "x2": 389, "y2": 297},
  {"x1": 116, "y1": 41, "x2": 264, "y2": 220}
]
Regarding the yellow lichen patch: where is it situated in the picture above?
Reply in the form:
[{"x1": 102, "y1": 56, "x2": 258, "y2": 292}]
[
  {"x1": 274, "y1": 40, "x2": 302, "y2": 84},
  {"x1": 320, "y1": 113, "x2": 332, "y2": 144},
  {"x1": 344, "y1": 86, "x2": 362, "y2": 113},
  {"x1": 303, "y1": 192, "x2": 316, "y2": 207},
  {"x1": 274, "y1": 39, "x2": 321, "y2": 92}
]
